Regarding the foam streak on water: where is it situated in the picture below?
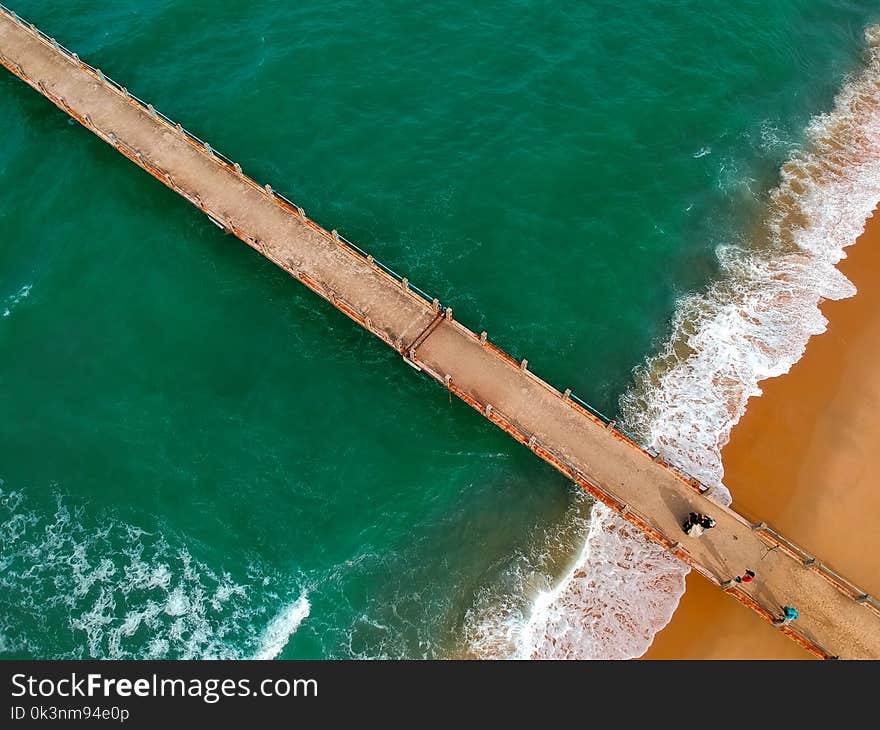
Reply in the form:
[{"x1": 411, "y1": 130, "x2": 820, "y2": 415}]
[
  {"x1": 2, "y1": 284, "x2": 31, "y2": 318},
  {"x1": 470, "y1": 25, "x2": 880, "y2": 659}
]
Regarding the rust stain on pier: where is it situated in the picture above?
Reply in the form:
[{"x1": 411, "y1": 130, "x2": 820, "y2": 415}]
[{"x1": 2, "y1": 5, "x2": 879, "y2": 659}]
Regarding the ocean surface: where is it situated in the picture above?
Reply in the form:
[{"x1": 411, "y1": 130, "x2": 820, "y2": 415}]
[{"x1": 2, "y1": 0, "x2": 879, "y2": 659}]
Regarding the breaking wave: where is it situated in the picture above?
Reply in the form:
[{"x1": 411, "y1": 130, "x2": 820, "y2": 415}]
[
  {"x1": 466, "y1": 25, "x2": 880, "y2": 659},
  {"x1": 0, "y1": 485, "x2": 308, "y2": 659},
  {"x1": 252, "y1": 592, "x2": 311, "y2": 660}
]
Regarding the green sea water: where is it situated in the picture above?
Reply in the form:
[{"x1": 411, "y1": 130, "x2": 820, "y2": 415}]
[{"x1": 2, "y1": 0, "x2": 878, "y2": 659}]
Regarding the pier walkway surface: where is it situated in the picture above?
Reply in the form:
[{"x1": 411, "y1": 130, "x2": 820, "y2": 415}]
[{"x1": 2, "y1": 5, "x2": 879, "y2": 659}]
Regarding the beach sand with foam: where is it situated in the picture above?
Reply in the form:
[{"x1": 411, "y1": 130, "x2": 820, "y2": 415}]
[{"x1": 643, "y1": 208, "x2": 880, "y2": 659}]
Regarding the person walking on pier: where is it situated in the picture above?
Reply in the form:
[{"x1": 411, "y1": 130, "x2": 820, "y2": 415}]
[
  {"x1": 773, "y1": 605, "x2": 799, "y2": 626},
  {"x1": 735, "y1": 569, "x2": 756, "y2": 584},
  {"x1": 682, "y1": 512, "x2": 716, "y2": 537}
]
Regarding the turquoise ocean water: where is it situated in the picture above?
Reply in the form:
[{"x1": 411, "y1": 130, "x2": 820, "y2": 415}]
[{"x1": 2, "y1": 1, "x2": 879, "y2": 659}]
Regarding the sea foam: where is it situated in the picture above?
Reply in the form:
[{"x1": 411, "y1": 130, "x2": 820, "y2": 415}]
[
  {"x1": 2, "y1": 284, "x2": 31, "y2": 319},
  {"x1": 469, "y1": 25, "x2": 880, "y2": 659},
  {"x1": 252, "y1": 592, "x2": 311, "y2": 660},
  {"x1": 0, "y1": 485, "x2": 308, "y2": 659}
]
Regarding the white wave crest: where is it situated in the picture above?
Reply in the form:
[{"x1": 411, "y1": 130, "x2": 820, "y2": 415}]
[{"x1": 252, "y1": 592, "x2": 311, "y2": 660}]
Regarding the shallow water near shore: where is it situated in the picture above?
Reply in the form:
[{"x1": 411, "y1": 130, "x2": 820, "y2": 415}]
[{"x1": 2, "y1": 1, "x2": 879, "y2": 659}]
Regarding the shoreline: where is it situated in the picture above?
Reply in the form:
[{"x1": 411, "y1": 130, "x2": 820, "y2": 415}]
[{"x1": 643, "y1": 207, "x2": 880, "y2": 659}]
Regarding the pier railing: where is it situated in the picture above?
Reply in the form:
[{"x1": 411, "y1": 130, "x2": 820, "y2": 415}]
[{"x1": 2, "y1": 2, "x2": 876, "y2": 657}]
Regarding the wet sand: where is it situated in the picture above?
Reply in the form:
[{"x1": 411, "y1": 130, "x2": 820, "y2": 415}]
[{"x1": 644, "y1": 209, "x2": 880, "y2": 660}]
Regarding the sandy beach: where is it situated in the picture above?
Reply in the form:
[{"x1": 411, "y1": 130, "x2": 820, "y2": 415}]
[{"x1": 644, "y1": 208, "x2": 880, "y2": 660}]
